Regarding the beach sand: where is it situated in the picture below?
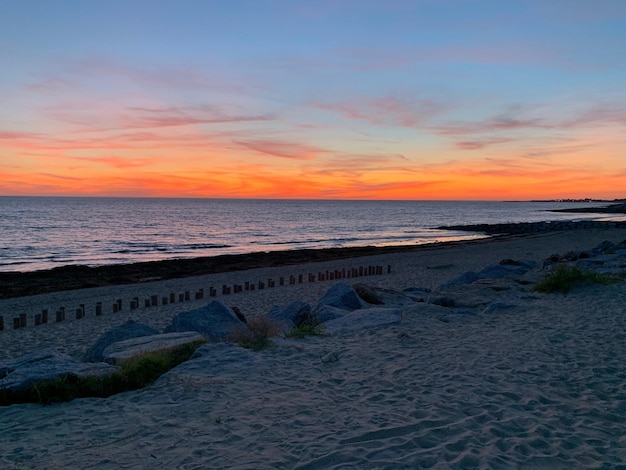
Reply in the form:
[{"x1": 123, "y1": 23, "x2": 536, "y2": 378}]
[{"x1": 1, "y1": 228, "x2": 626, "y2": 468}]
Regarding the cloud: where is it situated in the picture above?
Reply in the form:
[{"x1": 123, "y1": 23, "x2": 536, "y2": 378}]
[
  {"x1": 563, "y1": 103, "x2": 626, "y2": 128},
  {"x1": 74, "y1": 155, "x2": 154, "y2": 169},
  {"x1": 59, "y1": 57, "x2": 248, "y2": 94},
  {"x1": 44, "y1": 103, "x2": 275, "y2": 132},
  {"x1": 455, "y1": 137, "x2": 517, "y2": 150},
  {"x1": 124, "y1": 105, "x2": 274, "y2": 129},
  {"x1": 315, "y1": 96, "x2": 448, "y2": 128},
  {"x1": 0, "y1": 131, "x2": 44, "y2": 140},
  {"x1": 432, "y1": 116, "x2": 551, "y2": 136},
  {"x1": 234, "y1": 139, "x2": 326, "y2": 160}
]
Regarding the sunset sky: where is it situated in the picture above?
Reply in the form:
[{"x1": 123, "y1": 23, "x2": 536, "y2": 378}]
[{"x1": 1, "y1": 1, "x2": 625, "y2": 200}]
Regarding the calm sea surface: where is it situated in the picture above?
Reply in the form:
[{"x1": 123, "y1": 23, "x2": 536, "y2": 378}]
[{"x1": 0, "y1": 197, "x2": 617, "y2": 272}]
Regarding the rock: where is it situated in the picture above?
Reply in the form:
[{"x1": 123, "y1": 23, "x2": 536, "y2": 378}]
[
  {"x1": 437, "y1": 271, "x2": 479, "y2": 290},
  {"x1": 312, "y1": 304, "x2": 350, "y2": 323},
  {"x1": 402, "y1": 287, "x2": 432, "y2": 302},
  {"x1": 499, "y1": 259, "x2": 536, "y2": 268},
  {"x1": 267, "y1": 301, "x2": 312, "y2": 330},
  {"x1": 313, "y1": 283, "x2": 366, "y2": 312},
  {"x1": 353, "y1": 283, "x2": 384, "y2": 304},
  {"x1": 0, "y1": 349, "x2": 117, "y2": 392},
  {"x1": 591, "y1": 240, "x2": 615, "y2": 255},
  {"x1": 354, "y1": 284, "x2": 416, "y2": 307},
  {"x1": 101, "y1": 332, "x2": 205, "y2": 365},
  {"x1": 576, "y1": 258, "x2": 607, "y2": 269},
  {"x1": 477, "y1": 263, "x2": 530, "y2": 279},
  {"x1": 164, "y1": 300, "x2": 247, "y2": 342},
  {"x1": 324, "y1": 308, "x2": 402, "y2": 334},
  {"x1": 84, "y1": 320, "x2": 160, "y2": 362}
]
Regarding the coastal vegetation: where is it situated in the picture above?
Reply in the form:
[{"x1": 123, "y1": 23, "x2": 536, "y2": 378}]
[
  {"x1": 230, "y1": 314, "x2": 325, "y2": 350},
  {"x1": 533, "y1": 266, "x2": 625, "y2": 293},
  {"x1": 228, "y1": 315, "x2": 282, "y2": 351},
  {"x1": 0, "y1": 340, "x2": 205, "y2": 406},
  {"x1": 285, "y1": 317, "x2": 325, "y2": 339}
]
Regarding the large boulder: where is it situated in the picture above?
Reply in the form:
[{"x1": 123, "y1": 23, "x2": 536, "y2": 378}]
[
  {"x1": 312, "y1": 283, "x2": 366, "y2": 314},
  {"x1": 437, "y1": 271, "x2": 479, "y2": 290},
  {"x1": 477, "y1": 263, "x2": 531, "y2": 280},
  {"x1": 266, "y1": 301, "x2": 311, "y2": 331},
  {"x1": 101, "y1": 332, "x2": 205, "y2": 365},
  {"x1": 323, "y1": 308, "x2": 402, "y2": 334},
  {"x1": 84, "y1": 320, "x2": 159, "y2": 362},
  {"x1": 0, "y1": 349, "x2": 117, "y2": 392},
  {"x1": 402, "y1": 287, "x2": 432, "y2": 302},
  {"x1": 164, "y1": 300, "x2": 247, "y2": 341},
  {"x1": 354, "y1": 284, "x2": 416, "y2": 307}
]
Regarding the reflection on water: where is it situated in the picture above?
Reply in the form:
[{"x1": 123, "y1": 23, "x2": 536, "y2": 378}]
[{"x1": 0, "y1": 198, "x2": 615, "y2": 272}]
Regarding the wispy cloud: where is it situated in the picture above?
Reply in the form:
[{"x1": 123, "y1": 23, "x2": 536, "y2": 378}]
[
  {"x1": 234, "y1": 139, "x2": 326, "y2": 160},
  {"x1": 315, "y1": 96, "x2": 449, "y2": 128},
  {"x1": 74, "y1": 155, "x2": 154, "y2": 169},
  {"x1": 455, "y1": 137, "x2": 516, "y2": 150},
  {"x1": 431, "y1": 116, "x2": 552, "y2": 136},
  {"x1": 43, "y1": 103, "x2": 275, "y2": 132},
  {"x1": 33, "y1": 57, "x2": 249, "y2": 94}
]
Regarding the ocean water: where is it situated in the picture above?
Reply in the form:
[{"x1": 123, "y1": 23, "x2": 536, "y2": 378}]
[{"x1": 0, "y1": 197, "x2": 616, "y2": 272}]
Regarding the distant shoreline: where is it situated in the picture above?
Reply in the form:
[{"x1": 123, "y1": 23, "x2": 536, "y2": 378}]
[{"x1": 549, "y1": 202, "x2": 626, "y2": 214}]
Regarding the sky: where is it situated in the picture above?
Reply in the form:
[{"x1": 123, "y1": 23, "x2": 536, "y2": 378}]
[{"x1": 1, "y1": 0, "x2": 625, "y2": 200}]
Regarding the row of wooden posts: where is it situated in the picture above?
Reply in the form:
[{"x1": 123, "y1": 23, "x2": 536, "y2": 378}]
[{"x1": 1, "y1": 264, "x2": 391, "y2": 331}]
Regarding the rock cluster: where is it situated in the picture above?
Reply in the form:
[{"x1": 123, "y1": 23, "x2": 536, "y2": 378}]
[{"x1": 2, "y1": 238, "x2": 625, "y2": 397}]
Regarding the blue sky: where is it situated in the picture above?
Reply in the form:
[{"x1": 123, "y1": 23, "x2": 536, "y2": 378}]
[{"x1": 1, "y1": 0, "x2": 625, "y2": 199}]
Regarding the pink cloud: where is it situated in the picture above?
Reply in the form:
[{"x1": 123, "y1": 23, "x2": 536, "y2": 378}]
[
  {"x1": 234, "y1": 139, "x2": 326, "y2": 160},
  {"x1": 432, "y1": 116, "x2": 551, "y2": 136},
  {"x1": 61, "y1": 57, "x2": 248, "y2": 94},
  {"x1": 315, "y1": 96, "x2": 448, "y2": 127},
  {"x1": 0, "y1": 131, "x2": 44, "y2": 140},
  {"x1": 44, "y1": 103, "x2": 274, "y2": 132},
  {"x1": 75, "y1": 155, "x2": 154, "y2": 169},
  {"x1": 455, "y1": 137, "x2": 516, "y2": 150}
]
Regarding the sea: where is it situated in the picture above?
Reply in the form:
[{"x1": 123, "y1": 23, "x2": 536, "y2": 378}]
[{"x1": 0, "y1": 197, "x2": 620, "y2": 272}]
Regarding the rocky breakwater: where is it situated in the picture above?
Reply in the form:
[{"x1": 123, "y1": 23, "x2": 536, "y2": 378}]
[
  {"x1": 440, "y1": 219, "x2": 626, "y2": 235},
  {"x1": 3, "y1": 237, "x2": 625, "y2": 406}
]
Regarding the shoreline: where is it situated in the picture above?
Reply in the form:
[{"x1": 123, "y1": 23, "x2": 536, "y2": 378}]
[
  {"x1": 1, "y1": 226, "x2": 626, "y2": 467},
  {"x1": 2, "y1": 219, "x2": 626, "y2": 300},
  {"x1": 0, "y1": 240, "x2": 484, "y2": 299},
  {"x1": 2, "y1": 226, "x2": 626, "y2": 361}
]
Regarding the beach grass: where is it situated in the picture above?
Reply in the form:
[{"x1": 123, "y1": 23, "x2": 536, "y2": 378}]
[
  {"x1": 285, "y1": 317, "x2": 325, "y2": 339},
  {"x1": 533, "y1": 265, "x2": 625, "y2": 293},
  {"x1": 228, "y1": 315, "x2": 282, "y2": 351},
  {"x1": 0, "y1": 340, "x2": 206, "y2": 406}
]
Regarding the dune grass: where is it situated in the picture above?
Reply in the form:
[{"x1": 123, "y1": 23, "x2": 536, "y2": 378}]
[
  {"x1": 285, "y1": 317, "x2": 325, "y2": 339},
  {"x1": 0, "y1": 340, "x2": 206, "y2": 406},
  {"x1": 533, "y1": 266, "x2": 624, "y2": 293},
  {"x1": 228, "y1": 314, "x2": 283, "y2": 351}
]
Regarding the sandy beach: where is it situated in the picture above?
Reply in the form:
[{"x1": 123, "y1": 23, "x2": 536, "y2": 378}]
[{"x1": 1, "y1": 228, "x2": 626, "y2": 468}]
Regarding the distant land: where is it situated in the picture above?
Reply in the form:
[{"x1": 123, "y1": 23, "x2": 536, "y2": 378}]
[
  {"x1": 531, "y1": 198, "x2": 626, "y2": 203},
  {"x1": 549, "y1": 201, "x2": 626, "y2": 214}
]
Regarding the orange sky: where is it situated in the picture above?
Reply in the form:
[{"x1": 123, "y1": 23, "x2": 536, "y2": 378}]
[{"x1": 2, "y1": 1, "x2": 625, "y2": 200}]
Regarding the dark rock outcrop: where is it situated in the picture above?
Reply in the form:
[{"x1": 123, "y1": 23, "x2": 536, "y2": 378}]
[
  {"x1": 267, "y1": 301, "x2": 312, "y2": 330},
  {"x1": 165, "y1": 300, "x2": 247, "y2": 342},
  {"x1": 84, "y1": 320, "x2": 159, "y2": 362},
  {"x1": 1, "y1": 349, "x2": 117, "y2": 392},
  {"x1": 101, "y1": 332, "x2": 205, "y2": 365}
]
